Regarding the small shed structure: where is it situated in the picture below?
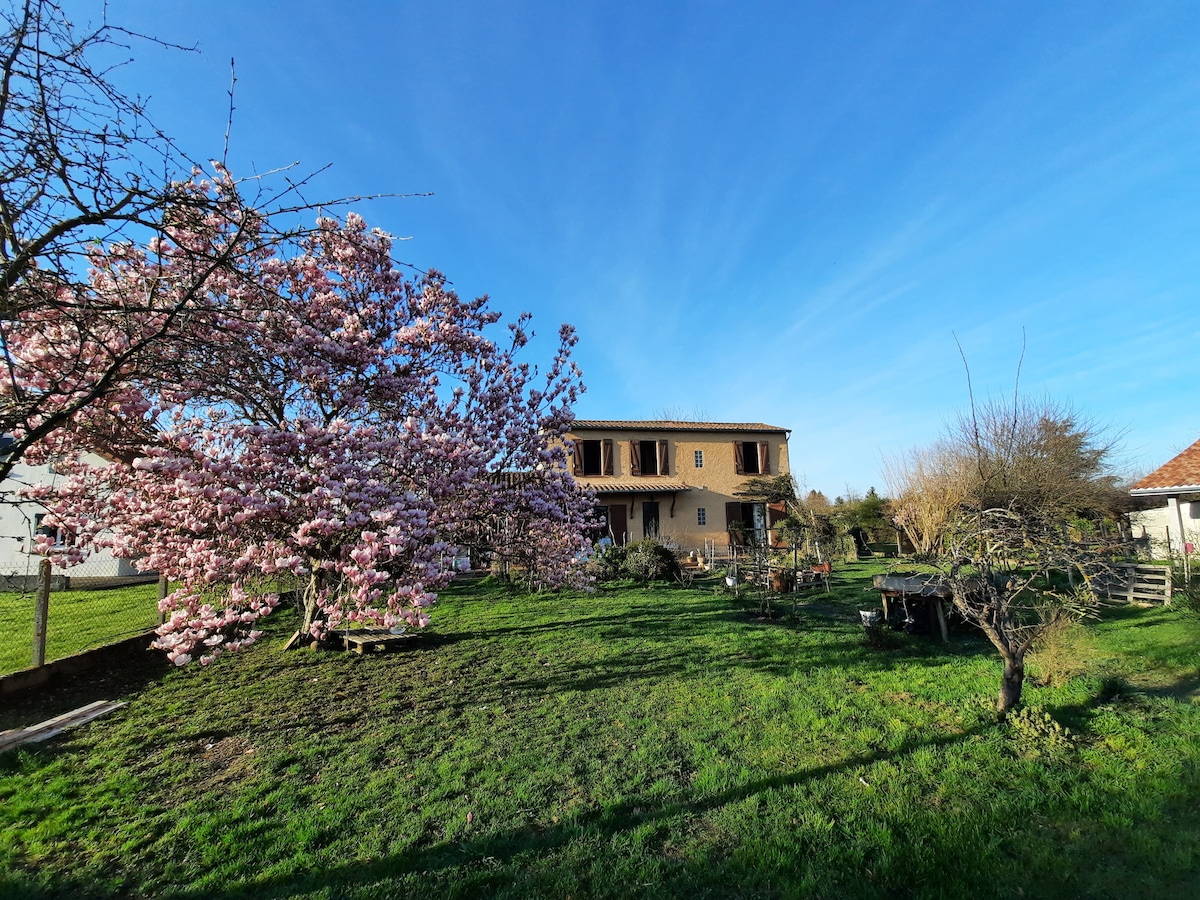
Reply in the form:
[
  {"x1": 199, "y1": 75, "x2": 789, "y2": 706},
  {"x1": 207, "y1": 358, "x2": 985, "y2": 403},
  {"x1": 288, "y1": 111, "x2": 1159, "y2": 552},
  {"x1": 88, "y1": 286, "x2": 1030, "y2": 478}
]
[{"x1": 1129, "y1": 436, "x2": 1200, "y2": 565}]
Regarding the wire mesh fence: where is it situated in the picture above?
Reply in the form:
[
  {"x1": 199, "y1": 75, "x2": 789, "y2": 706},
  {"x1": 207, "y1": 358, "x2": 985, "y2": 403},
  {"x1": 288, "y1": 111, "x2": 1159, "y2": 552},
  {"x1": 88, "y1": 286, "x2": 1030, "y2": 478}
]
[{"x1": 0, "y1": 554, "x2": 161, "y2": 677}]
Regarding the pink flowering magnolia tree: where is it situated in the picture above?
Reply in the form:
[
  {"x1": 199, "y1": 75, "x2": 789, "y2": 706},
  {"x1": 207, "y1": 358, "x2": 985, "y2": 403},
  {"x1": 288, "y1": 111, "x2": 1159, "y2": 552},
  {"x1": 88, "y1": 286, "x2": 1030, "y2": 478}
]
[
  {"x1": 31, "y1": 213, "x2": 593, "y2": 666},
  {"x1": 1, "y1": 166, "x2": 279, "y2": 484}
]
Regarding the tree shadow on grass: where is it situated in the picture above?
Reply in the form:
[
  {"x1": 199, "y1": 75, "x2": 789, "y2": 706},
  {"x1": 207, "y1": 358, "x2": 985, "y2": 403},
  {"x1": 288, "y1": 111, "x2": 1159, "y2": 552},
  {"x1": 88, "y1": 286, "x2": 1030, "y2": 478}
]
[
  {"x1": 145, "y1": 723, "x2": 997, "y2": 900},
  {"x1": 1092, "y1": 600, "x2": 1199, "y2": 629}
]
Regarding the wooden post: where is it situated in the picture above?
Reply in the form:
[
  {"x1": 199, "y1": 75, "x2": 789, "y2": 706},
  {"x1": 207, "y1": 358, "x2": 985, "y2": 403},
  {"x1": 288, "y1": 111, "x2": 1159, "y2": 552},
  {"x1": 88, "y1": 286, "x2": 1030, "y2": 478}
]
[
  {"x1": 32, "y1": 558, "x2": 51, "y2": 667},
  {"x1": 1167, "y1": 496, "x2": 1189, "y2": 579},
  {"x1": 935, "y1": 599, "x2": 949, "y2": 642},
  {"x1": 157, "y1": 574, "x2": 169, "y2": 624}
]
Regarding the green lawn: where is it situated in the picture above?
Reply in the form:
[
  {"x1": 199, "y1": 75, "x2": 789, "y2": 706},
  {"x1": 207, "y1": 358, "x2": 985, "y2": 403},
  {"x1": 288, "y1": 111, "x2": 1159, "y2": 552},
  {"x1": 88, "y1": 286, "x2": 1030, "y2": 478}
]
[
  {"x1": 1, "y1": 561, "x2": 1198, "y2": 899},
  {"x1": 0, "y1": 582, "x2": 160, "y2": 675}
]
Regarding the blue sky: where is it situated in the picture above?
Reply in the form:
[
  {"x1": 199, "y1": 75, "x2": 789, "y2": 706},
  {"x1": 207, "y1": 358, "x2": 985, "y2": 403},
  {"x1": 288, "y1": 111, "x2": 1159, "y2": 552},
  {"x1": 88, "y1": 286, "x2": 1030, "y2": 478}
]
[{"x1": 79, "y1": 0, "x2": 1199, "y2": 497}]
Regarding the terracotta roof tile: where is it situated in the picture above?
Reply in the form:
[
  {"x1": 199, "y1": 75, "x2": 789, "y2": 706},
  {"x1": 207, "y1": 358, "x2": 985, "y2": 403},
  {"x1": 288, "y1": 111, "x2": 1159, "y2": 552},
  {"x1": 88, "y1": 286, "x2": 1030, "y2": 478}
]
[
  {"x1": 578, "y1": 479, "x2": 693, "y2": 494},
  {"x1": 1131, "y1": 436, "x2": 1200, "y2": 494},
  {"x1": 569, "y1": 420, "x2": 789, "y2": 433}
]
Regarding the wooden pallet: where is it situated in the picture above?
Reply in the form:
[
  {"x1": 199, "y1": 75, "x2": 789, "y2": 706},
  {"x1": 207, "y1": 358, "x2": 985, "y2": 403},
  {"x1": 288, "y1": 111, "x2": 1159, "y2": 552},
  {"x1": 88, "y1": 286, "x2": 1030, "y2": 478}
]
[
  {"x1": 339, "y1": 627, "x2": 418, "y2": 654},
  {"x1": 1094, "y1": 564, "x2": 1172, "y2": 604}
]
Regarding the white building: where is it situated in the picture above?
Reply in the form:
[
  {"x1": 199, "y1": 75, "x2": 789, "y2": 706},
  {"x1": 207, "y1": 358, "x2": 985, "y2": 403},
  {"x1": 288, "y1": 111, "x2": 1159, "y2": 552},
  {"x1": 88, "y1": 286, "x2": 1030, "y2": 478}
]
[
  {"x1": 0, "y1": 452, "x2": 148, "y2": 584},
  {"x1": 1129, "y1": 436, "x2": 1200, "y2": 560}
]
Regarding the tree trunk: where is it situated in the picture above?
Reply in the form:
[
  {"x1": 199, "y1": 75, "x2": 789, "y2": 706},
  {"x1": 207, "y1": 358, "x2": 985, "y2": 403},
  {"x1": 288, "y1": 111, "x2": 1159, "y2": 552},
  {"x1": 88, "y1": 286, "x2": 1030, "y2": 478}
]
[
  {"x1": 299, "y1": 568, "x2": 327, "y2": 643},
  {"x1": 997, "y1": 654, "x2": 1025, "y2": 717}
]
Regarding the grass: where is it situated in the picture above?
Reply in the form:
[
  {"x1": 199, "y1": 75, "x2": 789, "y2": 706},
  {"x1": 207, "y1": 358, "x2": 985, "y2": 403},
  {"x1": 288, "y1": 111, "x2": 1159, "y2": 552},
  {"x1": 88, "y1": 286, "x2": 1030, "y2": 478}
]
[
  {"x1": 1, "y1": 560, "x2": 1198, "y2": 898},
  {"x1": 0, "y1": 582, "x2": 160, "y2": 675}
]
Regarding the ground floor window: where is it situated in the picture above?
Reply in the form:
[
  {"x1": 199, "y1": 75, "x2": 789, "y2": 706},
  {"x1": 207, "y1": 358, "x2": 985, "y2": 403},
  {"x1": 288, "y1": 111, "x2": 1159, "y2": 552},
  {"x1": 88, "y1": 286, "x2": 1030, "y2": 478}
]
[
  {"x1": 593, "y1": 502, "x2": 628, "y2": 544},
  {"x1": 725, "y1": 501, "x2": 767, "y2": 545}
]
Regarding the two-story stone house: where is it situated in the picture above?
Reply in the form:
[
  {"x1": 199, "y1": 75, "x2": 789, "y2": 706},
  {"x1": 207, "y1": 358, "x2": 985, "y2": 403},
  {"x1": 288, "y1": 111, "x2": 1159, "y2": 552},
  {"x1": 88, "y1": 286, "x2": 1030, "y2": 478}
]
[{"x1": 565, "y1": 420, "x2": 792, "y2": 552}]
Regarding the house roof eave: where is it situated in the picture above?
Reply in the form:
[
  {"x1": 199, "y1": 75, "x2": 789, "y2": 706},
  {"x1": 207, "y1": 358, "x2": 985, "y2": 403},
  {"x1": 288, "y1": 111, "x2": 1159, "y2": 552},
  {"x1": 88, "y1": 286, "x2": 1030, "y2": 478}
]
[{"x1": 1129, "y1": 485, "x2": 1200, "y2": 497}]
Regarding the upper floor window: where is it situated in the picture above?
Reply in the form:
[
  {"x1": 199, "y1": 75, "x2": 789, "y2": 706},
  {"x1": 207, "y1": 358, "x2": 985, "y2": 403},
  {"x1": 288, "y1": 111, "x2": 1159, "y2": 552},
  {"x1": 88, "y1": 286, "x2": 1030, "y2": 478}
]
[
  {"x1": 630, "y1": 439, "x2": 669, "y2": 476},
  {"x1": 734, "y1": 441, "x2": 771, "y2": 476},
  {"x1": 694, "y1": 450, "x2": 704, "y2": 468},
  {"x1": 572, "y1": 439, "x2": 613, "y2": 477}
]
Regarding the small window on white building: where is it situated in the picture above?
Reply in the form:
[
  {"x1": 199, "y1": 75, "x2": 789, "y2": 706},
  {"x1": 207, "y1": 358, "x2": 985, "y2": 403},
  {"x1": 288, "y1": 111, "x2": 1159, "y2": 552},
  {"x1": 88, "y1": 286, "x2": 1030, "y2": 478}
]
[
  {"x1": 697, "y1": 507, "x2": 707, "y2": 526},
  {"x1": 694, "y1": 450, "x2": 704, "y2": 468}
]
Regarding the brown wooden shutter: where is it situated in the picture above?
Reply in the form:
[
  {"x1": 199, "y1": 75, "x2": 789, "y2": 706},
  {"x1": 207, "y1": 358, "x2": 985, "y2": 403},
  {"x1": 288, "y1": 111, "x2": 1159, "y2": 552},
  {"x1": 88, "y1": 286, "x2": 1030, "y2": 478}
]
[
  {"x1": 629, "y1": 440, "x2": 641, "y2": 476},
  {"x1": 733, "y1": 441, "x2": 745, "y2": 475},
  {"x1": 726, "y1": 501, "x2": 744, "y2": 546},
  {"x1": 572, "y1": 440, "x2": 583, "y2": 476},
  {"x1": 768, "y1": 501, "x2": 786, "y2": 545},
  {"x1": 602, "y1": 439, "x2": 614, "y2": 476},
  {"x1": 658, "y1": 440, "x2": 669, "y2": 477},
  {"x1": 759, "y1": 441, "x2": 771, "y2": 475},
  {"x1": 609, "y1": 504, "x2": 627, "y2": 544}
]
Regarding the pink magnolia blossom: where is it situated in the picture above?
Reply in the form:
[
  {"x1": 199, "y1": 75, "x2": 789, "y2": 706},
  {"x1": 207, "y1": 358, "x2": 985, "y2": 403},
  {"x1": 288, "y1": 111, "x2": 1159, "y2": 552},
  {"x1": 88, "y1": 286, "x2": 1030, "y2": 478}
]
[{"x1": 30, "y1": 206, "x2": 594, "y2": 664}]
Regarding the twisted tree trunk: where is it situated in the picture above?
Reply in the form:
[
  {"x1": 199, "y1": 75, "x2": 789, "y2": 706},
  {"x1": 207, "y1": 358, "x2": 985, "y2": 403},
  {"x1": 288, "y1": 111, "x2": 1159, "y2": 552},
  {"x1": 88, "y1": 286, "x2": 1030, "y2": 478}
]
[{"x1": 998, "y1": 653, "x2": 1025, "y2": 717}]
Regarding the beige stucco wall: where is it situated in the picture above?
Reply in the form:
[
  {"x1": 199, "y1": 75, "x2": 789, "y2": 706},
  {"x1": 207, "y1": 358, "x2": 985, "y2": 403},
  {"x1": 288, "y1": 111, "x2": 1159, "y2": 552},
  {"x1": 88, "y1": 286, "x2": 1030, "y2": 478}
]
[{"x1": 565, "y1": 427, "x2": 791, "y2": 552}]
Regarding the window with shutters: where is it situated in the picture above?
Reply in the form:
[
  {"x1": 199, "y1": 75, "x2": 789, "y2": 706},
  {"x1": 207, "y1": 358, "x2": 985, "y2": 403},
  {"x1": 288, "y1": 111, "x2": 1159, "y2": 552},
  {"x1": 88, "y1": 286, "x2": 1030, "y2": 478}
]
[
  {"x1": 725, "y1": 501, "x2": 767, "y2": 545},
  {"x1": 733, "y1": 440, "x2": 771, "y2": 476},
  {"x1": 630, "y1": 439, "x2": 669, "y2": 477},
  {"x1": 573, "y1": 439, "x2": 614, "y2": 477}
]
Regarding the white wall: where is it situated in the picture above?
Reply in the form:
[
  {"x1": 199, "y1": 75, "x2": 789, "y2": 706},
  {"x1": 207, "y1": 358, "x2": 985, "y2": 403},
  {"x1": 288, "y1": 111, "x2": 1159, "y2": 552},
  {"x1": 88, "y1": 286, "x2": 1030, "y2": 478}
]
[
  {"x1": 0, "y1": 453, "x2": 146, "y2": 578},
  {"x1": 1130, "y1": 500, "x2": 1200, "y2": 559}
]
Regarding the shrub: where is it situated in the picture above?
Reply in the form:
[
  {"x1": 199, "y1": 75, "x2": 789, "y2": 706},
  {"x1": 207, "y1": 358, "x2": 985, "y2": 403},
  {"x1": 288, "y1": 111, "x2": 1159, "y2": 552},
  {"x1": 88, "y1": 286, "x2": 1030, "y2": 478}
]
[
  {"x1": 859, "y1": 609, "x2": 899, "y2": 649},
  {"x1": 1172, "y1": 569, "x2": 1200, "y2": 618},
  {"x1": 587, "y1": 543, "x2": 628, "y2": 583},
  {"x1": 1027, "y1": 618, "x2": 1096, "y2": 686},
  {"x1": 622, "y1": 539, "x2": 680, "y2": 584},
  {"x1": 1006, "y1": 705, "x2": 1076, "y2": 757}
]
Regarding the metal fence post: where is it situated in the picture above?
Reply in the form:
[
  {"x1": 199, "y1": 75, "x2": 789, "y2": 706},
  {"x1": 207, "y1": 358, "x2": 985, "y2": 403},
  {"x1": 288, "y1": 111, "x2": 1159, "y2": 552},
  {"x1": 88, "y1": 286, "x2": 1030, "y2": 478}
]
[{"x1": 32, "y1": 557, "x2": 51, "y2": 667}]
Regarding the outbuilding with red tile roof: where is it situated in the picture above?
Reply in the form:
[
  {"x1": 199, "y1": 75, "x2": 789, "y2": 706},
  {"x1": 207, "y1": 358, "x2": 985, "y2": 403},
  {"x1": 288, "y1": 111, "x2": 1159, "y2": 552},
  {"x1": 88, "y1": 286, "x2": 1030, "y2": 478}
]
[{"x1": 1129, "y1": 437, "x2": 1200, "y2": 560}]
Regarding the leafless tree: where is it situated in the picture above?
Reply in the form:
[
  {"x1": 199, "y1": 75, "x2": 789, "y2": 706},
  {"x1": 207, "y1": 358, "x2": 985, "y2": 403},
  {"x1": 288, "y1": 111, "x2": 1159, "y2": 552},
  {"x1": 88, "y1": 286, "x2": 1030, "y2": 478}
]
[
  {"x1": 885, "y1": 440, "x2": 973, "y2": 555},
  {"x1": 890, "y1": 390, "x2": 1129, "y2": 716}
]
